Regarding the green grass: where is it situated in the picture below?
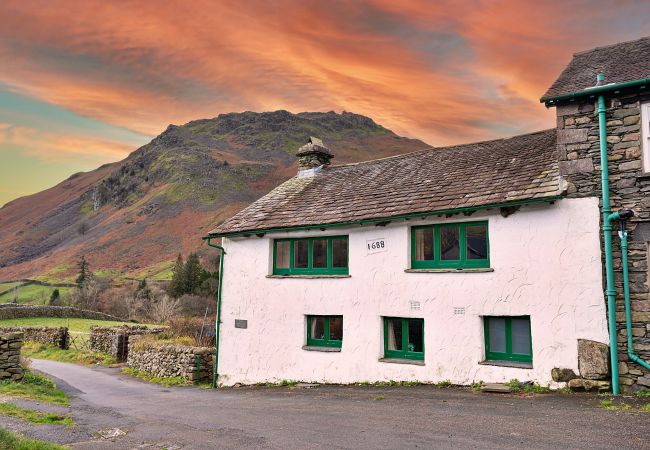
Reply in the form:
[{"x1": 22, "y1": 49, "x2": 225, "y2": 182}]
[
  {"x1": 22, "y1": 343, "x2": 117, "y2": 366},
  {"x1": 640, "y1": 403, "x2": 650, "y2": 412},
  {"x1": 636, "y1": 388, "x2": 650, "y2": 397},
  {"x1": 0, "y1": 403, "x2": 73, "y2": 426},
  {"x1": 599, "y1": 399, "x2": 632, "y2": 411},
  {"x1": 0, "y1": 285, "x2": 73, "y2": 305},
  {"x1": 505, "y1": 379, "x2": 550, "y2": 394},
  {"x1": 31, "y1": 265, "x2": 74, "y2": 284},
  {"x1": 0, "y1": 427, "x2": 66, "y2": 450},
  {"x1": 122, "y1": 367, "x2": 188, "y2": 387},
  {"x1": 0, "y1": 282, "x2": 22, "y2": 293},
  {"x1": 131, "y1": 259, "x2": 175, "y2": 281},
  {"x1": 0, "y1": 317, "x2": 157, "y2": 333},
  {"x1": 372, "y1": 395, "x2": 385, "y2": 401},
  {"x1": 0, "y1": 370, "x2": 68, "y2": 406}
]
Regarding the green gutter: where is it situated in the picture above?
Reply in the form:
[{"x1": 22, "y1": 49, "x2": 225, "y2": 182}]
[
  {"x1": 205, "y1": 196, "x2": 563, "y2": 239},
  {"x1": 596, "y1": 77, "x2": 620, "y2": 395},
  {"x1": 619, "y1": 225, "x2": 650, "y2": 371},
  {"x1": 542, "y1": 77, "x2": 650, "y2": 105},
  {"x1": 205, "y1": 238, "x2": 226, "y2": 389}
]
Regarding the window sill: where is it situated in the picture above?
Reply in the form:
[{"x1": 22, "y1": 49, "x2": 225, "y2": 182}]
[
  {"x1": 267, "y1": 274, "x2": 351, "y2": 279},
  {"x1": 478, "y1": 360, "x2": 533, "y2": 369},
  {"x1": 378, "y1": 358, "x2": 425, "y2": 366},
  {"x1": 302, "y1": 346, "x2": 341, "y2": 352},
  {"x1": 405, "y1": 268, "x2": 494, "y2": 274}
]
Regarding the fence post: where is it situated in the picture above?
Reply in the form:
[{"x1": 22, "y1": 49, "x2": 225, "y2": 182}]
[{"x1": 196, "y1": 356, "x2": 200, "y2": 385}]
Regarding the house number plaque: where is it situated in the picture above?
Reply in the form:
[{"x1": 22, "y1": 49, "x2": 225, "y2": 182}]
[{"x1": 366, "y1": 238, "x2": 387, "y2": 254}]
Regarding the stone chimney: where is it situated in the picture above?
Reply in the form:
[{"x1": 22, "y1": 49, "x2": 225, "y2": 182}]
[{"x1": 296, "y1": 137, "x2": 333, "y2": 171}]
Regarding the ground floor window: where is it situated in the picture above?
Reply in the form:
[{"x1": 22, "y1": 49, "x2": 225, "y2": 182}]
[
  {"x1": 306, "y1": 315, "x2": 343, "y2": 348},
  {"x1": 483, "y1": 316, "x2": 532, "y2": 363},
  {"x1": 383, "y1": 317, "x2": 424, "y2": 360}
]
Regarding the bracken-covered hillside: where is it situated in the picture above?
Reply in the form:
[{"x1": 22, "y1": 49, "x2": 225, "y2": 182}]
[{"x1": 0, "y1": 111, "x2": 429, "y2": 283}]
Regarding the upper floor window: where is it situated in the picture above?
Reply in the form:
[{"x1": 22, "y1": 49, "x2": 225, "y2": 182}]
[
  {"x1": 411, "y1": 221, "x2": 489, "y2": 269},
  {"x1": 273, "y1": 236, "x2": 348, "y2": 275},
  {"x1": 641, "y1": 102, "x2": 650, "y2": 172}
]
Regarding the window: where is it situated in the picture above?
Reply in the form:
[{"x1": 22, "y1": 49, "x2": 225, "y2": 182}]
[
  {"x1": 306, "y1": 315, "x2": 343, "y2": 348},
  {"x1": 641, "y1": 102, "x2": 650, "y2": 172},
  {"x1": 483, "y1": 316, "x2": 532, "y2": 363},
  {"x1": 411, "y1": 221, "x2": 489, "y2": 269},
  {"x1": 383, "y1": 317, "x2": 424, "y2": 361},
  {"x1": 273, "y1": 236, "x2": 348, "y2": 275}
]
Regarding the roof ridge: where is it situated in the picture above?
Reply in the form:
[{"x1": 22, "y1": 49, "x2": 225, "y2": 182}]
[
  {"x1": 329, "y1": 128, "x2": 555, "y2": 169},
  {"x1": 573, "y1": 35, "x2": 650, "y2": 57}
]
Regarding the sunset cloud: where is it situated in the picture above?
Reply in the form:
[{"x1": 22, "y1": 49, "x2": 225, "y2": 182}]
[{"x1": 0, "y1": 0, "x2": 649, "y2": 204}]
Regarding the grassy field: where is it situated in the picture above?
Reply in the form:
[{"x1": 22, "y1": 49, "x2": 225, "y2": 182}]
[
  {"x1": 0, "y1": 317, "x2": 158, "y2": 333},
  {"x1": 0, "y1": 370, "x2": 69, "y2": 405},
  {"x1": 0, "y1": 428, "x2": 65, "y2": 450},
  {"x1": 0, "y1": 282, "x2": 22, "y2": 293},
  {"x1": 0, "y1": 284, "x2": 73, "y2": 304}
]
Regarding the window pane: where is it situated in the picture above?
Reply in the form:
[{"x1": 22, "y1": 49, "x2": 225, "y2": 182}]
[
  {"x1": 488, "y1": 318, "x2": 506, "y2": 353},
  {"x1": 295, "y1": 240, "x2": 309, "y2": 268},
  {"x1": 511, "y1": 318, "x2": 531, "y2": 355},
  {"x1": 386, "y1": 319, "x2": 402, "y2": 351},
  {"x1": 332, "y1": 238, "x2": 348, "y2": 268},
  {"x1": 440, "y1": 226, "x2": 460, "y2": 260},
  {"x1": 275, "y1": 241, "x2": 290, "y2": 268},
  {"x1": 415, "y1": 228, "x2": 434, "y2": 260},
  {"x1": 310, "y1": 317, "x2": 325, "y2": 340},
  {"x1": 329, "y1": 317, "x2": 343, "y2": 341},
  {"x1": 466, "y1": 224, "x2": 488, "y2": 260},
  {"x1": 407, "y1": 319, "x2": 423, "y2": 353},
  {"x1": 312, "y1": 239, "x2": 328, "y2": 268}
]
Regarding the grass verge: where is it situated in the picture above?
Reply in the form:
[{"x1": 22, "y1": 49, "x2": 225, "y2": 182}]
[
  {"x1": 121, "y1": 367, "x2": 188, "y2": 387},
  {"x1": 0, "y1": 427, "x2": 65, "y2": 450},
  {"x1": 0, "y1": 370, "x2": 68, "y2": 405},
  {"x1": 22, "y1": 343, "x2": 117, "y2": 366},
  {"x1": 0, "y1": 317, "x2": 158, "y2": 333},
  {"x1": 0, "y1": 402, "x2": 72, "y2": 426}
]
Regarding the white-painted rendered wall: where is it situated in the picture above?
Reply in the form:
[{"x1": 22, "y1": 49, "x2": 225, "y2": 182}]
[{"x1": 217, "y1": 197, "x2": 608, "y2": 387}]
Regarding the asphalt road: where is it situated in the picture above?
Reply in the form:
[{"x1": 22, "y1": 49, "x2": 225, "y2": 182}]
[{"x1": 2, "y1": 359, "x2": 647, "y2": 449}]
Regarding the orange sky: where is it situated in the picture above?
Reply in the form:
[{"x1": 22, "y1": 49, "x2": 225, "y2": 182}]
[{"x1": 1, "y1": 0, "x2": 649, "y2": 205}]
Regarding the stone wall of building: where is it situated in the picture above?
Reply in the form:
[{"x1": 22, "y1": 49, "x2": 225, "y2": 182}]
[
  {"x1": 0, "y1": 327, "x2": 68, "y2": 349},
  {"x1": 90, "y1": 325, "x2": 163, "y2": 361},
  {"x1": 127, "y1": 338, "x2": 214, "y2": 383},
  {"x1": 0, "y1": 305, "x2": 126, "y2": 322},
  {"x1": 556, "y1": 93, "x2": 650, "y2": 391},
  {"x1": 0, "y1": 332, "x2": 23, "y2": 381}
]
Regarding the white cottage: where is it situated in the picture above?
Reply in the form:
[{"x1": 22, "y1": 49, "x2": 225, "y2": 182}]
[{"x1": 205, "y1": 130, "x2": 609, "y2": 387}]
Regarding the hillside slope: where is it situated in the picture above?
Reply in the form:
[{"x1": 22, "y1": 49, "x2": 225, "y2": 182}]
[{"x1": 0, "y1": 111, "x2": 429, "y2": 282}]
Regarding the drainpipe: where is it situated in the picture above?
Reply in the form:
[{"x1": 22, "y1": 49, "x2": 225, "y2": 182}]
[
  {"x1": 618, "y1": 213, "x2": 650, "y2": 371},
  {"x1": 205, "y1": 237, "x2": 226, "y2": 388},
  {"x1": 596, "y1": 73, "x2": 621, "y2": 395}
]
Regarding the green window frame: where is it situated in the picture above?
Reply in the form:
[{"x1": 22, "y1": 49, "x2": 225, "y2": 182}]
[
  {"x1": 273, "y1": 236, "x2": 349, "y2": 275},
  {"x1": 306, "y1": 315, "x2": 343, "y2": 348},
  {"x1": 410, "y1": 221, "x2": 490, "y2": 269},
  {"x1": 483, "y1": 316, "x2": 532, "y2": 363},
  {"x1": 383, "y1": 317, "x2": 424, "y2": 361}
]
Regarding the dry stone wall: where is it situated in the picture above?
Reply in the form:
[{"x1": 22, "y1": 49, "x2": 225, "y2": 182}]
[
  {"x1": 90, "y1": 325, "x2": 163, "y2": 361},
  {"x1": 0, "y1": 305, "x2": 126, "y2": 322},
  {"x1": 127, "y1": 339, "x2": 214, "y2": 383},
  {"x1": 0, "y1": 327, "x2": 68, "y2": 349},
  {"x1": 556, "y1": 93, "x2": 650, "y2": 391},
  {"x1": 0, "y1": 332, "x2": 23, "y2": 381}
]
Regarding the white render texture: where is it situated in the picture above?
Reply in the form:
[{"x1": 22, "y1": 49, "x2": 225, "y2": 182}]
[{"x1": 217, "y1": 197, "x2": 608, "y2": 386}]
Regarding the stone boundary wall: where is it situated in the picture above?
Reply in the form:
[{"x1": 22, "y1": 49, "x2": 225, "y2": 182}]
[
  {"x1": 127, "y1": 339, "x2": 214, "y2": 383},
  {"x1": 0, "y1": 305, "x2": 127, "y2": 322},
  {"x1": 90, "y1": 325, "x2": 163, "y2": 361},
  {"x1": 0, "y1": 327, "x2": 68, "y2": 349},
  {"x1": 0, "y1": 332, "x2": 23, "y2": 381}
]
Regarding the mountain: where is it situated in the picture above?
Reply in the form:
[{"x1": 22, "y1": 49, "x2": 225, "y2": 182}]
[{"x1": 0, "y1": 111, "x2": 429, "y2": 283}]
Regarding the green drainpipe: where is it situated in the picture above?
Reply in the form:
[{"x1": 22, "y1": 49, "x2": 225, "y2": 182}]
[
  {"x1": 596, "y1": 74, "x2": 620, "y2": 395},
  {"x1": 619, "y1": 219, "x2": 650, "y2": 371},
  {"x1": 205, "y1": 238, "x2": 226, "y2": 388}
]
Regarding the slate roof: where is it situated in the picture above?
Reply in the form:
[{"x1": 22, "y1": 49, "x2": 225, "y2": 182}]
[
  {"x1": 209, "y1": 129, "x2": 561, "y2": 236},
  {"x1": 542, "y1": 36, "x2": 650, "y2": 101}
]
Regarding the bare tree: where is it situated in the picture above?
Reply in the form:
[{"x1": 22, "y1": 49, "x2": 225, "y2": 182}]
[
  {"x1": 71, "y1": 278, "x2": 102, "y2": 310},
  {"x1": 151, "y1": 292, "x2": 180, "y2": 324}
]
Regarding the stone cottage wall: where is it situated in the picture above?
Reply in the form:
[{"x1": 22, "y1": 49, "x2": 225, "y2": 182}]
[
  {"x1": 555, "y1": 94, "x2": 650, "y2": 391},
  {"x1": 90, "y1": 325, "x2": 163, "y2": 361},
  {"x1": 0, "y1": 332, "x2": 23, "y2": 381},
  {"x1": 0, "y1": 327, "x2": 68, "y2": 349},
  {"x1": 127, "y1": 339, "x2": 214, "y2": 383}
]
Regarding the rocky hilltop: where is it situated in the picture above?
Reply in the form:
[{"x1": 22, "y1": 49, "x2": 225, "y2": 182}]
[{"x1": 0, "y1": 111, "x2": 429, "y2": 282}]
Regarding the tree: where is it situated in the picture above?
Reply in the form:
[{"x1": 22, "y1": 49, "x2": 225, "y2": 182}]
[
  {"x1": 76, "y1": 256, "x2": 90, "y2": 287},
  {"x1": 137, "y1": 278, "x2": 151, "y2": 300},
  {"x1": 167, "y1": 254, "x2": 185, "y2": 298},
  {"x1": 49, "y1": 289, "x2": 60, "y2": 305},
  {"x1": 151, "y1": 292, "x2": 180, "y2": 323},
  {"x1": 183, "y1": 253, "x2": 203, "y2": 295}
]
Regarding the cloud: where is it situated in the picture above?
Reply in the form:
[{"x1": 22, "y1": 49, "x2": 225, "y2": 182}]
[{"x1": 0, "y1": 0, "x2": 649, "y2": 150}]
